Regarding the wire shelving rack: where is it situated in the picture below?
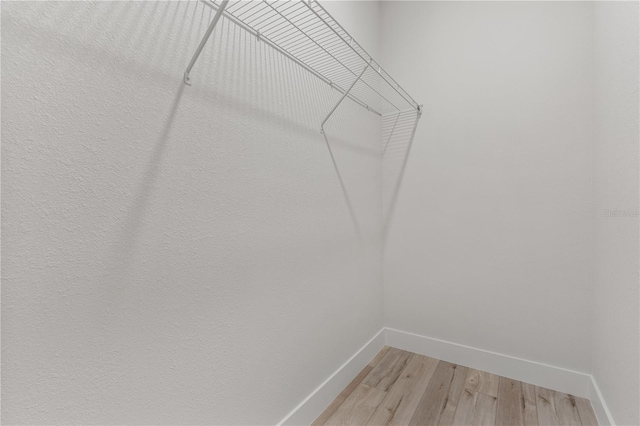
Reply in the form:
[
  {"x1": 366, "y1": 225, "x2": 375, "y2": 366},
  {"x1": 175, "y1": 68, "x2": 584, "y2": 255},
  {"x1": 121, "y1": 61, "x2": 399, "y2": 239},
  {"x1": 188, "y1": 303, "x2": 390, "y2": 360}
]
[
  {"x1": 184, "y1": 0, "x2": 422, "y2": 236},
  {"x1": 186, "y1": 0, "x2": 421, "y2": 118}
]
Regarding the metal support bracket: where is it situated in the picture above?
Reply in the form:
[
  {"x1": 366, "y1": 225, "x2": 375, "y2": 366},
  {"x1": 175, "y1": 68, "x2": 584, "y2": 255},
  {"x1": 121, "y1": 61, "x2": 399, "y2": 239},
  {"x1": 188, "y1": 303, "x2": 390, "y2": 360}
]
[
  {"x1": 318, "y1": 60, "x2": 372, "y2": 241},
  {"x1": 320, "y1": 60, "x2": 372, "y2": 133},
  {"x1": 184, "y1": 0, "x2": 229, "y2": 86}
]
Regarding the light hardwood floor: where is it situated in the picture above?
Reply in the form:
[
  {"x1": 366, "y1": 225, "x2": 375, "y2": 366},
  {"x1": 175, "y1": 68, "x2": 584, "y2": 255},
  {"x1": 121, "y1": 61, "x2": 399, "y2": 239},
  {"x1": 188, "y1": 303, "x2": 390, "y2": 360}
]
[{"x1": 312, "y1": 347, "x2": 598, "y2": 426}]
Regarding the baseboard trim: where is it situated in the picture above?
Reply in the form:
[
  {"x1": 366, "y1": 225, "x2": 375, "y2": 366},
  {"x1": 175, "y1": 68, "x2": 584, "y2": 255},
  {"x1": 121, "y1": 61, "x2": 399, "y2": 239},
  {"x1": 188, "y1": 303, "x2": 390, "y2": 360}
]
[
  {"x1": 384, "y1": 327, "x2": 592, "y2": 399},
  {"x1": 277, "y1": 327, "x2": 614, "y2": 426},
  {"x1": 589, "y1": 375, "x2": 616, "y2": 426},
  {"x1": 277, "y1": 328, "x2": 386, "y2": 426}
]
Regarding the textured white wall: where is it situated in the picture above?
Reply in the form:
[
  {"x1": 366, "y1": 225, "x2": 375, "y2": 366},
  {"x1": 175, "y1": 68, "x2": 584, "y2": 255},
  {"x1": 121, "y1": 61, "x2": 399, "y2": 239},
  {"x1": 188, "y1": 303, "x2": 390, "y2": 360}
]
[
  {"x1": 4, "y1": 1, "x2": 639, "y2": 424},
  {"x1": 1, "y1": 1, "x2": 383, "y2": 424},
  {"x1": 380, "y1": 2, "x2": 595, "y2": 372},
  {"x1": 592, "y1": 2, "x2": 640, "y2": 425}
]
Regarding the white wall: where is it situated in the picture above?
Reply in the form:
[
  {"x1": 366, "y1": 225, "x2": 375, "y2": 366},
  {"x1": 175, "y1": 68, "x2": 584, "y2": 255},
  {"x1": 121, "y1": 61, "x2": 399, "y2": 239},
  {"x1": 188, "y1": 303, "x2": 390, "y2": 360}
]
[
  {"x1": 1, "y1": 2, "x2": 383, "y2": 424},
  {"x1": 3, "y1": 1, "x2": 639, "y2": 424},
  {"x1": 592, "y1": 2, "x2": 640, "y2": 425},
  {"x1": 380, "y1": 2, "x2": 595, "y2": 372}
]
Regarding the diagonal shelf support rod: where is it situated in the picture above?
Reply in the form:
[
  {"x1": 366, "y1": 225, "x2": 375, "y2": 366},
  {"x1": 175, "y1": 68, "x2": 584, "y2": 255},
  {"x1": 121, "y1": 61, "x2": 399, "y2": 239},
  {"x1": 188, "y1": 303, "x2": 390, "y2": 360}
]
[
  {"x1": 321, "y1": 60, "x2": 372, "y2": 133},
  {"x1": 319, "y1": 60, "x2": 372, "y2": 241},
  {"x1": 184, "y1": 0, "x2": 230, "y2": 85}
]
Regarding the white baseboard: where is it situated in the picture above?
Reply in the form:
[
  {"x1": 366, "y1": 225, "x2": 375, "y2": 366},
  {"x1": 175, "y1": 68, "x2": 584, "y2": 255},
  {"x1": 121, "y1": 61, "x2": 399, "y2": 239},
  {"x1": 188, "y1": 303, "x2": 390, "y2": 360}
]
[
  {"x1": 277, "y1": 328, "x2": 386, "y2": 426},
  {"x1": 589, "y1": 375, "x2": 616, "y2": 426},
  {"x1": 277, "y1": 327, "x2": 614, "y2": 426},
  {"x1": 384, "y1": 327, "x2": 592, "y2": 399}
]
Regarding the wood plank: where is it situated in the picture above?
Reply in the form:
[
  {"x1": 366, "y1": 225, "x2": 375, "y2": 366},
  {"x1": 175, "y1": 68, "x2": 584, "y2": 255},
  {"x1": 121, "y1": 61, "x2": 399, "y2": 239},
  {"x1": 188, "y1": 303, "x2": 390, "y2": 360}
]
[
  {"x1": 575, "y1": 396, "x2": 599, "y2": 426},
  {"x1": 536, "y1": 387, "x2": 581, "y2": 426},
  {"x1": 521, "y1": 382, "x2": 538, "y2": 426},
  {"x1": 453, "y1": 387, "x2": 498, "y2": 425},
  {"x1": 362, "y1": 348, "x2": 413, "y2": 392},
  {"x1": 472, "y1": 392, "x2": 498, "y2": 425},
  {"x1": 464, "y1": 368, "x2": 499, "y2": 397},
  {"x1": 369, "y1": 346, "x2": 391, "y2": 367},
  {"x1": 496, "y1": 377, "x2": 523, "y2": 426},
  {"x1": 536, "y1": 386, "x2": 560, "y2": 426},
  {"x1": 452, "y1": 389, "x2": 478, "y2": 425},
  {"x1": 324, "y1": 383, "x2": 387, "y2": 426},
  {"x1": 554, "y1": 391, "x2": 582, "y2": 426},
  {"x1": 438, "y1": 364, "x2": 469, "y2": 425},
  {"x1": 453, "y1": 391, "x2": 498, "y2": 426},
  {"x1": 408, "y1": 361, "x2": 458, "y2": 425},
  {"x1": 317, "y1": 348, "x2": 599, "y2": 426},
  {"x1": 312, "y1": 365, "x2": 373, "y2": 425},
  {"x1": 366, "y1": 355, "x2": 439, "y2": 425}
]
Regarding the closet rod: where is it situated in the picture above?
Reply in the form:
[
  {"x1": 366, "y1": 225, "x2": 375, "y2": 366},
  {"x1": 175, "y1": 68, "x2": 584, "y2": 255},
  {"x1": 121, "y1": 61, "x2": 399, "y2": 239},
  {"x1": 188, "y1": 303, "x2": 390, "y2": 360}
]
[{"x1": 198, "y1": 0, "x2": 382, "y2": 116}]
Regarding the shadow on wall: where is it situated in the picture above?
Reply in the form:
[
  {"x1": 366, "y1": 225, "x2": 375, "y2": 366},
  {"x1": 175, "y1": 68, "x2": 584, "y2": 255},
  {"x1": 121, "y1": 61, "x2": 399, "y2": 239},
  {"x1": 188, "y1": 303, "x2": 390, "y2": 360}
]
[
  {"x1": 8, "y1": 1, "x2": 383, "y2": 238},
  {"x1": 3, "y1": 0, "x2": 420, "y2": 275},
  {"x1": 1, "y1": 1, "x2": 412, "y2": 422},
  {"x1": 107, "y1": 83, "x2": 186, "y2": 287},
  {"x1": 382, "y1": 109, "x2": 422, "y2": 241}
]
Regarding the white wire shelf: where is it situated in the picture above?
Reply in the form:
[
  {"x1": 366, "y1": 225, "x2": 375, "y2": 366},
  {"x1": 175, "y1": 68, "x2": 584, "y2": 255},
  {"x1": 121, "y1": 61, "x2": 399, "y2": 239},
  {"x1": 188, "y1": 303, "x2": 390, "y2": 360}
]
[
  {"x1": 187, "y1": 0, "x2": 421, "y2": 118},
  {"x1": 183, "y1": 0, "x2": 423, "y2": 238}
]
